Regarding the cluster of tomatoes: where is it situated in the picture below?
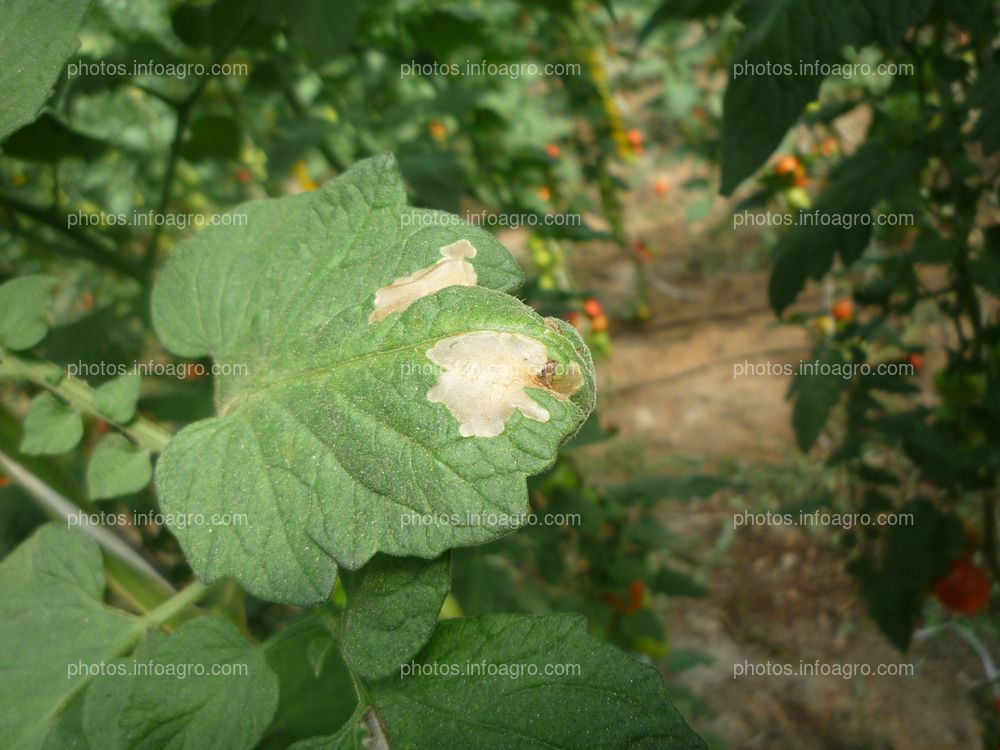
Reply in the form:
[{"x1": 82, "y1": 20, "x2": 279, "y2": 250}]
[
  {"x1": 565, "y1": 297, "x2": 608, "y2": 334},
  {"x1": 600, "y1": 579, "x2": 646, "y2": 615}
]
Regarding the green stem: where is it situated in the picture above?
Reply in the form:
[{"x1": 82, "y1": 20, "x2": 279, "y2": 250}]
[
  {"x1": 137, "y1": 579, "x2": 207, "y2": 630},
  {"x1": 0, "y1": 350, "x2": 172, "y2": 453},
  {"x1": 0, "y1": 194, "x2": 143, "y2": 281},
  {"x1": 143, "y1": 21, "x2": 250, "y2": 281},
  {"x1": 50, "y1": 579, "x2": 206, "y2": 720},
  {"x1": 281, "y1": 84, "x2": 346, "y2": 172}
]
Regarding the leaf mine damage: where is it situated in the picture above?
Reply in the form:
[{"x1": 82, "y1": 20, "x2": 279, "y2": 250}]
[
  {"x1": 369, "y1": 239, "x2": 478, "y2": 322},
  {"x1": 426, "y1": 330, "x2": 583, "y2": 438}
]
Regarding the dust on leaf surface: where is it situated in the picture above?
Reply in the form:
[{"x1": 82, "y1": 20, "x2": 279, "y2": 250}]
[{"x1": 152, "y1": 153, "x2": 596, "y2": 605}]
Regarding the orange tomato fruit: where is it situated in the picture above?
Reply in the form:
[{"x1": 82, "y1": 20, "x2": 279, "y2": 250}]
[
  {"x1": 775, "y1": 154, "x2": 801, "y2": 176},
  {"x1": 583, "y1": 298, "x2": 603, "y2": 318},
  {"x1": 428, "y1": 120, "x2": 446, "y2": 140},
  {"x1": 831, "y1": 298, "x2": 853, "y2": 322}
]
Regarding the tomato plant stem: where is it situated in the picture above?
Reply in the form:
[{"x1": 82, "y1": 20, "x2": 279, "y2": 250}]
[
  {"x1": 138, "y1": 579, "x2": 207, "y2": 630},
  {"x1": 0, "y1": 349, "x2": 173, "y2": 453}
]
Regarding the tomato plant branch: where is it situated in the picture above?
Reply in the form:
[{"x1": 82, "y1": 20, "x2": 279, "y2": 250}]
[
  {"x1": 143, "y1": 22, "x2": 251, "y2": 281},
  {"x1": 281, "y1": 83, "x2": 346, "y2": 172},
  {"x1": 0, "y1": 449, "x2": 174, "y2": 596},
  {"x1": 0, "y1": 350, "x2": 173, "y2": 453},
  {"x1": 137, "y1": 579, "x2": 208, "y2": 631},
  {"x1": 915, "y1": 622, "x2": 999, "y2": 699},
  {"x1": 0, "y1": 193, "x2": 143, "y2": 281}
]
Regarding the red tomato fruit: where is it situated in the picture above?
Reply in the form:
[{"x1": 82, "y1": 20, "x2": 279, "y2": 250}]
[
  {"x1": 933, "y1": 559, "x2": 991, "y2": 615},
  {"x1": 831, "y1": 298, "x2": 853, "y2": 322}
]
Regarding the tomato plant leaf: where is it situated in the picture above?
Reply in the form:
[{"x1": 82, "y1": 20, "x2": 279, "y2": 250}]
[
  {"x1": 639, "y1": 0, "x2": 739, "y2": 45},
  {"x1": 297, "y1": 614, "x2": 707, "y2": 750},
  {"x1": 87, "y1": 433, "x2": 152, "y2": 500},
  {"x1": 789, "y1": 347, "x2": 847, "y2": 451},
  {"x1": 341, "y1": 553, "x2": 450, "y2": 681},
  {"x1": 152, "y1": 153, "x2": 596, "y2": 605},
  {"x1": 0, "y1": 0, "x2": 92, "y2": 141},
  {"x1": 83, "y1": 617, "x2": 280, "y2": 750},
  {"x1": 847, "y1": 500, "x2": 964, "y2": 650},
  {"x1": 21, "y1": 392, "x2": 84, "y2": 455},
  {"x1": 3, "y1": 112, "x2": 109, "y2": 163},
  {"x1": 0, "y1": 525, "x2": 140, "y2": 750},
  {"x1": 93, "y1": 371, "x2": 141, "y2": 424},
  {"x1": 0, "y1": 275, "x2": 55, "y2": 351},
  {"x1": 720, "y1": 0, "x2": 933, "y2": 194},
  {"x1": 261, "y1": 609, "x2": 357, "y2": 750}
]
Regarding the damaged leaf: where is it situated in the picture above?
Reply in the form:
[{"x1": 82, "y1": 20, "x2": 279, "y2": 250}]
[{"x1": 152, "y1": 153, "x2": 596, "y2": 605}]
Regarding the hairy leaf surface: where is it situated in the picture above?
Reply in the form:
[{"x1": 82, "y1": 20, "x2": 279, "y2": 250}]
[
  {"x1": 0, "y1": 525, "x2": 140, "y2": 750},
  {"x1": 152, "y1": 154, "x2": 596, "y2": 605},
  {"x1": 0, "y1": 0, "x2": 92, "y2": 140},
  {"x1": 341, "y1": 554, "x2": 450, "y2": 680},
  {"x1": 293, "y1": 614, "x2": 707, "y2": 750}
]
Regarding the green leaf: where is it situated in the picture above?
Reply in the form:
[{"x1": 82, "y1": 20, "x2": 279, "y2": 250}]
[
  {"x1": 768, "y1": 142, "x2": 927, "y2": 314},
  {"x1": 0, "y1": 0, "x2": 92, "y2": 141},
  {"x1": 21, "y1": 393, "x2": 83, "y2": 455},
  {"x1": 720, "y1": 0, "x2": 933, "y2": 194},
  {"x1": 87, "y1": 433, "x2": 152, "y2": 500},
  {"x1": 640, "y1": 0, "x2": 738, "y2": 45},
  {"x1": 254, "y1": 0, "x2": 360, "y2": 58},
  {"x1": 3, "y1": 113, "x2": 109, "y2": 163},
  {"x1": 789, "y1": 348, "x2": 848, "y2": 451},
  {"x1": 297, "y1": 615, "x2": 707, "y2": 750},
  {"x1": 152, "y1": 153, "x2": 595, "y2": 605},
  {"x1": 84, "y1": 617, "x2": 280, "y2": 750},
  {"x1": 0, "y1": 275, "x2": 55, "y2": 351},
  {"x1": 848, "y1": 500, "x2": 964, "y2": 650},
  {"x1": 341, "y1": 553, "x2": 450, "y2": 681},
  {"x1": 93, "y1": 371, "x2": 141, "y2": 424},
  {"x1": 0, "y1": 524, "x2": 140, "y2": 750},
  {"x1": 181, "y1": 114, "x2": 243, "y2": 162},
  {"x1": 260, "y1": 610, "x2": 357, "y2": 750}
]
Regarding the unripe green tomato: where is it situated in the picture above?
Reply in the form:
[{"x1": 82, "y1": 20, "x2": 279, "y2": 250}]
[
  {"x1": 532, "y1": 247, "x2": 554, "y2": 269},
  {"x1": 785, "y1": 187, "x2": 811, "y2": 210}
]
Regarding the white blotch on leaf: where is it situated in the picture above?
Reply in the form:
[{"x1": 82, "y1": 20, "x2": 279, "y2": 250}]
[
  {"x1": 369, "y1": 239, "x2": 478, "y2": 323},
  {"x1": 362, "y1": 708, "x2": 390, "y2": 750},
  {"x1": 426, "y1": 331, "x2": 580, "y2": 438}
]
